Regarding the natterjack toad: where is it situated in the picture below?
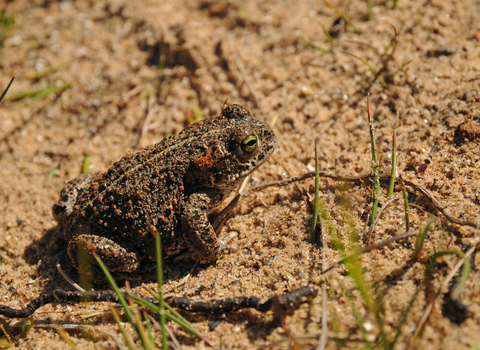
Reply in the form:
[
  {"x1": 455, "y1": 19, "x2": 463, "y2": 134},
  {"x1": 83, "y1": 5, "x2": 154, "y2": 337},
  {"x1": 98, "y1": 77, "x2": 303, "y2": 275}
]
[{"x1": 53, "y1": 104, "x2": 276, "y2": 277}]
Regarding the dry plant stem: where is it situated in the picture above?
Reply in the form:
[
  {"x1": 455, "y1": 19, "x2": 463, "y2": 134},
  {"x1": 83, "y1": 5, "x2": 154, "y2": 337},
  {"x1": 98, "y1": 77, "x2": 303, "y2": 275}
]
[
  {"x1": 147, "y1": 315, "x2": 181, "y2": 350},
  {"x1": 361, "y1": 213, "x2": 370, "y2": 241},
  {"x1": 165, "y1": 324, "x2": 182, "y2": 350},
  {"x1": 412, "y1": 242, "x2": 479, "y2": 341},
  {"x1": 366, "y1": 197, "x2": 399, "y2": 245},
  {"x1": 321, "y1": 230, "x2": 418, "y2": 275},
  {"x1": 387, "y1": 111, "x2": 398, "y2": 198},
  {"x1": 367, "y1": 95, "x2": 380, "y2": 225}
]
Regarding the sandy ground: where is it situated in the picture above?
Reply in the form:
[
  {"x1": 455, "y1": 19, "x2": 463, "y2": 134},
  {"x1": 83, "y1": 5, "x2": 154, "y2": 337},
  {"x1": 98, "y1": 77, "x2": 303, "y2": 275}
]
[{"x1": 1, "y1": 0, "x2": 480, "y2": 349}]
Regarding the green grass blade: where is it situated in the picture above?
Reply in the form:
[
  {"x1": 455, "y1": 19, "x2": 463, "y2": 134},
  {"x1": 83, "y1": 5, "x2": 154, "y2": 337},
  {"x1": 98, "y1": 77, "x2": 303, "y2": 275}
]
[
  {"x1": 311, "y1": 139, "x2": 321, "y2": 244},
  {"x1": 343, "y1": 287, "x2": 372, "y2": 348},
  {"x1": 82, "y1": 155, "x2": 91, "y2": 174},
  {"x1": 110, "y1": 306, "x2": 136, "y2": 350},
  {"x1": 343, "y1": 51, "x2": 377, "y2": 76},
  {"x1": 11, "y1": 82, "x2": 72, "y2": 109},
  {"x1": 387, "y1": 128, "x2": 397, "y2": 198},
  {"x1": 144, "y1": 312, "x2": 157, "y2": 350},
  {"x1": 366, "y1": 97, "x2": 380, "y2": 225},
  {"x1": 325, "y1": 1, "x2": 360, "y2": 33},
  {"x1": 129, "y1": 292, "x2": 211, "y2": 345},
  {"x1": 16, "y1": 82, "x2": 71, "y2": 109},
  {"x1": 92, "y1": 251, "x2": 134, "y2": 322},
  {"x1": 321, "y1": 24, "x2": 336, "y2": 47},
  {"x1": 367, "y1": 0, "x2": 373, "y2": 21},
  {"x1": 401, "y1": 181, "x2": 410, "y2": 231},
  {"x1": 413, "y1": 217, "x2": 434, "y2": 261},
  {"x1": 19, "y1": 317, "x2": 34, "y2": 338},
  {"x1": 155, "y1": 231, "x2": 168, "y2": 350},
  {"x1": 25, "y1": 61, "x2": 68, "y2": 80},
  {"x1": 0, "y1": 340, "x2": 13, "y2": 349},
  {"x1": 55, "y1": 325, "x2": 79, "y2": 350},
  {"x1": 130, "y1": 303, "x2": 153, "y2": 350},
  {"x1": 303, "y1": 39, "x2": 328, "y2": 53}
]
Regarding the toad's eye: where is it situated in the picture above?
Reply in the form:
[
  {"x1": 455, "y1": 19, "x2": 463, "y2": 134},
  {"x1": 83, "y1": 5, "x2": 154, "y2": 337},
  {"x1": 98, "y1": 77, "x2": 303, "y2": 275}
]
[{"x1": 240, "y1": 134, "x2": 257, "y2": 154}]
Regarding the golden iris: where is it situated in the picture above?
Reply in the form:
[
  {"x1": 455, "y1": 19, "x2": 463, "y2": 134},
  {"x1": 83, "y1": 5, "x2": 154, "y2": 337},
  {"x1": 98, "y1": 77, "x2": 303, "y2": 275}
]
[{"x1": 240, "y1": 134, "x2": 257, "y2": 153}]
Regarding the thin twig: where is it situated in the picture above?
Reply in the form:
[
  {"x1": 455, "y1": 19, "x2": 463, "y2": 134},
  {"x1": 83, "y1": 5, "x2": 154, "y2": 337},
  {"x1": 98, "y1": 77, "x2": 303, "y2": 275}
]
[
  {"x1": 56, "y1": 262, "x2": 86, "y2": 293},
  {"x1": 321, "y1": 230, "x2": 418, "y2": 275},
  {"x1": 366, "y1": 197, "x2": 400, "y2": 245},
  {"x1": 402, "y1": 177, "x2": 479, "y2": 229},
  {"x1": 361, "y1": 212, "x2": 370, "y2": 242}
]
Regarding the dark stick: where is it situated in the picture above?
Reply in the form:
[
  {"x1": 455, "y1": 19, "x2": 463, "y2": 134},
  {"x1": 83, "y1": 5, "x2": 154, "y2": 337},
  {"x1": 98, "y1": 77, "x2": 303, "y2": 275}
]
[{"x1": 0, "y1": 286, "x2": 317, "y2": 319}]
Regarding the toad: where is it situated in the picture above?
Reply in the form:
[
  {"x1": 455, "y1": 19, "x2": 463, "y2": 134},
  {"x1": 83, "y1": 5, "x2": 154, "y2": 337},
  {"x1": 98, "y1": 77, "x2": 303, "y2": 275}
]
[{"x1": 52, "y1": 104, "x2": 276, "y2": 278}]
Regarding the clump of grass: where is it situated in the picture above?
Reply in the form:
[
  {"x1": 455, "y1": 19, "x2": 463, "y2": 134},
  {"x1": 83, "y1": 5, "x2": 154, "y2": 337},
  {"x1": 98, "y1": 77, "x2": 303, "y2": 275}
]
[
  {"x1": 93, "y1": 227, "x2": 209, "y2": 349},
  {"x1": 343, "y1": 26, "x2": 410, "y2": 88},
  {"x1": 312, "y1": 94, "x2": 472, "y2": 349},
  {"x1": 317, "y1": 189, "x2": 471, "y2": 348}
]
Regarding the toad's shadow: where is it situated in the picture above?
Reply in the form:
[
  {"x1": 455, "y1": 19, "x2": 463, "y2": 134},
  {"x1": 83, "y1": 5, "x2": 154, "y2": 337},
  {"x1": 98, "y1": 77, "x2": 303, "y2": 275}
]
[{"x1": 23, "y1": 225, "x2": 199, "y2": 295}]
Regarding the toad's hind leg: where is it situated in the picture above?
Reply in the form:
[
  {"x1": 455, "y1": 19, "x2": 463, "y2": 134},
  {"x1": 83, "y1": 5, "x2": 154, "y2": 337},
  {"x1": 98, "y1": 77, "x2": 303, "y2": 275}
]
[
  {"x1": 180, "y1": 193, "x2": 219, "y2": 264},
  {"x1": 68, "y1": 234, "x2": 140, "y2": 274}
]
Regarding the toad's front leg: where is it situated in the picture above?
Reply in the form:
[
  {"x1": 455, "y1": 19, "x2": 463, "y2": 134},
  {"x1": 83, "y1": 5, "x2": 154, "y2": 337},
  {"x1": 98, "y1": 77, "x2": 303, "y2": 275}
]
[
  {"x1": 68, "y1": 234, "x2": 140, "y2": 275},
  {"x1": 180, "y1": 192, "x2": 219, "y2": 264}
]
